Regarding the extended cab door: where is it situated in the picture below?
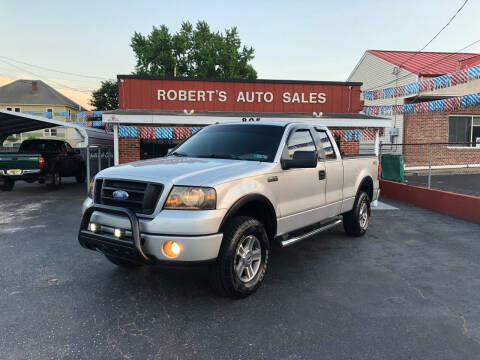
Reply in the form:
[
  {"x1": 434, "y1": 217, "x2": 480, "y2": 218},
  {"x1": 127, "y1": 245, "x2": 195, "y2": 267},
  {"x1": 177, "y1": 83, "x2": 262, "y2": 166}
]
[
  {"x1": 314, "y1": 129, "x2": 344, "y2": 217},
  {"x1": 275, "y1": 127, "x2": 327, "y2": 234}
]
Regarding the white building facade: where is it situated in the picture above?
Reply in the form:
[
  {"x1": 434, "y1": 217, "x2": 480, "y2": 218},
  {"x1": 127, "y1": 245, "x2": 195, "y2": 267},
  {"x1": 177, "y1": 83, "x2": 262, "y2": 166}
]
[{"x1": 347, "y1": 51, "x2": 417, "y2": 146}]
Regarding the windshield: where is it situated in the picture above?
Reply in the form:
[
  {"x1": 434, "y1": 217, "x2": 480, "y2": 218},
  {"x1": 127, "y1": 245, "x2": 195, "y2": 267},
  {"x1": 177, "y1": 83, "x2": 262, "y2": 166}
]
[{"x1": 169, "y1": 124, "x2": 285, "y2": 162}]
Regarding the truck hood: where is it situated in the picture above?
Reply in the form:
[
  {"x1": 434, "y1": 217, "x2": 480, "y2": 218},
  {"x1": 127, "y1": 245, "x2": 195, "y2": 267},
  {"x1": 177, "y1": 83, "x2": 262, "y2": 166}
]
[{"x1": 96, "y1": 157, "x2": 274, "y2": 186}]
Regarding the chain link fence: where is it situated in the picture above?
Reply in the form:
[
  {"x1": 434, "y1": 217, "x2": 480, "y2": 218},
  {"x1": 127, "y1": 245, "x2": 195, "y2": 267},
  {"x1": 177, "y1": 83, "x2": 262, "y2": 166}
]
[
  {"x1": 380, "y1": 142, "x2": 480, "y2": 197},
  {"x1": 0, "y1": 146, "x2": 20, "y2": 152},
  {"x1": 81, "y1": 146, "x2": 114, "y2": 192}
]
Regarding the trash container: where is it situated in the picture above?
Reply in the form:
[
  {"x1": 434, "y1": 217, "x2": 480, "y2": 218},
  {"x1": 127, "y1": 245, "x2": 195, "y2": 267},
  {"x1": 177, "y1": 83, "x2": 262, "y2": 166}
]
[{"x1": 381, "y1": 154, "x2": 404, "y2": 183}]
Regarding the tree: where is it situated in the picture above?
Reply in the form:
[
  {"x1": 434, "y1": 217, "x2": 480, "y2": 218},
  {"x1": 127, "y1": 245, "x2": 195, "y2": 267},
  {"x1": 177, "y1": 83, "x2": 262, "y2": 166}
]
[
  {"x1": 90, "y1": 80, "x2": 118, "y2": 110},
  {"x1": 130, "y1": 21, "x2": 257, "y2": 79}
]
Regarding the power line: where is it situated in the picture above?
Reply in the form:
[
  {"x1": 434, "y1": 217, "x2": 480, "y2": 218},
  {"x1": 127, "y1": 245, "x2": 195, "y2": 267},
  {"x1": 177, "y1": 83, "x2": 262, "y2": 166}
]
[
  {"x1": 0, "y1": 58, "x2": 94, "y2": 94},
  {"x1": 398, "y1": 0, "x2": 469, "y2": 68},
  {"x1": 0, "y1": 54, "x2": 113, "y2": 80},
  {"x1": 363, "y1": 37, "x2": 480, "y2": 91}
]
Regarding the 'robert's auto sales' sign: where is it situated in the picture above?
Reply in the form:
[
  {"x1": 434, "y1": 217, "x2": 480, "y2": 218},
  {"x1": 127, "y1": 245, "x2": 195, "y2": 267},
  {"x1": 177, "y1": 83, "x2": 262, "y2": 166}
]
[
  {"x1": 118, "y1": 76, "x2": 363, "y2": 114},
  {"x1": 157, "y1": 89, "x2": 327, "y2": 104}
]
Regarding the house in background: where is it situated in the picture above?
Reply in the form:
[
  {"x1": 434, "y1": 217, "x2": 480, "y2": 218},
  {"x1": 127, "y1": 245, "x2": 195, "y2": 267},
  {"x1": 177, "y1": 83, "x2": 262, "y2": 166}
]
[
  {"x1": 348, "y1": 50, "x2": 480, "y2": 168},
  {"x1": 347, "y1": 50, "x2": 480, "y2": 146},
  {"x1": 0, "y1": 79, "x2": 85, "y2": 143}
]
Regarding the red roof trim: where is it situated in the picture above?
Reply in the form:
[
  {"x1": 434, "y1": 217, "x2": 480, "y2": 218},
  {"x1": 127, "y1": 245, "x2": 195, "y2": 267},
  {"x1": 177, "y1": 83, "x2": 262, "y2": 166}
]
[{"x1": 367, "y1": 50, "x2": 480, "y2": 76}]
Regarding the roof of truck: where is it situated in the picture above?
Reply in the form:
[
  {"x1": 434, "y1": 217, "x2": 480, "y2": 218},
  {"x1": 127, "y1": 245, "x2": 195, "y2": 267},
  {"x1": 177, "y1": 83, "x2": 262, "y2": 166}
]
[{"x1": 214, "y1": 121, "x2": 328, "y2": 129}]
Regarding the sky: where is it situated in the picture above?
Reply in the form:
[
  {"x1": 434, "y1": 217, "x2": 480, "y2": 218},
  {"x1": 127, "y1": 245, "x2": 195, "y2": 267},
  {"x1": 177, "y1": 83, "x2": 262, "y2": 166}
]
[{"x1": 1, "y1": 0, "x2": 479, "y2": 110}]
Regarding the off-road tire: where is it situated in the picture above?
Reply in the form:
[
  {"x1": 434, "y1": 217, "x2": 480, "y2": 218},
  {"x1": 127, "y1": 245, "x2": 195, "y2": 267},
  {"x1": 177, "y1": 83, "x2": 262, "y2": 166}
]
[
  {"x1": 105, "y1": 255, "x2": 142, "y2": 268},
  {"x1": 209, "y1": 216, "x2": 269, "y2": 299},
  {"x1": 46, "y1": 169, "x2": 61, "y2": 190},
  {"x1": 1, "y1": 179, "x2": 14, "y2": 191},
  {"x1": 343, "y1": 191, "x2": 370, "y2": 237}
]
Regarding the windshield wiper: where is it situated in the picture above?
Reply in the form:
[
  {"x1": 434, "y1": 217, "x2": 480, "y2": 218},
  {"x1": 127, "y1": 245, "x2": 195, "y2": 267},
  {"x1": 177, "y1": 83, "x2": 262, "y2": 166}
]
[
  {"x1": 197, "y1": 154, "x2": 242, "y2": 160},
  {"x1": 169, "y1": 151, "x2": 189, "y2": 157}
]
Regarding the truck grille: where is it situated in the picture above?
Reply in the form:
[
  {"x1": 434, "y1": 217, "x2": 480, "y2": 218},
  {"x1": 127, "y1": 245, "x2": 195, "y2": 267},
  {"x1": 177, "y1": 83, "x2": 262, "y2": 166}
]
[{"x1": 95, "y1": 179, "x2": 163, "y2": 215}]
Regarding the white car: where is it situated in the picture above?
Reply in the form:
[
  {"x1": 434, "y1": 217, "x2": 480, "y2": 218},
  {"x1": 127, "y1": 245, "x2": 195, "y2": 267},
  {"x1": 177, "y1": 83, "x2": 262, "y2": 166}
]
[{"x1": 78, "y1": 122, "x2": 379, "y2": 298}]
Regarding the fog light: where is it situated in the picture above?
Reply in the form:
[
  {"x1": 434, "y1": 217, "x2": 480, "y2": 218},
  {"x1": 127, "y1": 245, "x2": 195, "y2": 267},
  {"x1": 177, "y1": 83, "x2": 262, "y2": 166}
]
[
  {"x1": 163, "y1": 240, "x2": 181, "y2": 258},
  {"x1": 114, "y1": 228, "x2": 123, "y2": 238},
  {"x1": 89, "y1": 223, "x2": 98, "y2": 232}
]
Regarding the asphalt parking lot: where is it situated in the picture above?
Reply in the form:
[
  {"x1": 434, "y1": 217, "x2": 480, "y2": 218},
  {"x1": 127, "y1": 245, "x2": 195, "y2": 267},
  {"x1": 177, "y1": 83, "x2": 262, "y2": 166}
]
[
  {"x1": 405, "y1": 173, "x2": 480, "y2": 197},
  {"x1": 1, "y1": 181, "x2": 480, "y2": 360}
]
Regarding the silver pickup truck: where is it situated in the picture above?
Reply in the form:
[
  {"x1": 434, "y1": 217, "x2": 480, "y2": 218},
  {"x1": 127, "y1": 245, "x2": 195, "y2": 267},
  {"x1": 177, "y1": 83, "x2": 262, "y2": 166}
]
[{"x1": 78, "y1": 122, "x2": 379, "y2": 298}]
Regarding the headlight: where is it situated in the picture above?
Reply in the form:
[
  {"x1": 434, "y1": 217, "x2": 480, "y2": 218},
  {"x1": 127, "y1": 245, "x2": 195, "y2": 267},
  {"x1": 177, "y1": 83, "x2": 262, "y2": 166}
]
[
  {"x1": 88, "y1": 177, "x2": 95, "y2": 199},
  {"x1": 164, "y1": 186, "x2": 216, "y2": 210}
]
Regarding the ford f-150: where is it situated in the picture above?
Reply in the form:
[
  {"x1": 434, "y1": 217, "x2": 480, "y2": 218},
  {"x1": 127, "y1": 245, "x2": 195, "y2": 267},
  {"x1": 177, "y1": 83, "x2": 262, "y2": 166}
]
[{"x1": 78, "y1": 122, "x2": 379, "y2": 298}]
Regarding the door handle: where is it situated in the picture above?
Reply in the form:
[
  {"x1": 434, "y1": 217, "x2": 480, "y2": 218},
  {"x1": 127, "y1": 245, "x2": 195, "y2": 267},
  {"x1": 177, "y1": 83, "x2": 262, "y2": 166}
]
[{"x1": 318, "y1": 170, "x2": 326, "y2": 180}]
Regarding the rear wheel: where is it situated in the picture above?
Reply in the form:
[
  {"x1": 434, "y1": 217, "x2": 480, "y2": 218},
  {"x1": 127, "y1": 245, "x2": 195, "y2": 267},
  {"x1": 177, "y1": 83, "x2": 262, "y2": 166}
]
[
  {"x1": 343, "y1": 191, "x2": 370, "y2": 237},
  {"x1": 209, "y1": 216, "x2": 269, "y2": 298},
  {"x1": 46, "y1": 169, "x2": 61, "y2": 190},
  {"x1": 1, "y1": 178, "x2": 14, "y2": 191},
  {"x1": 105, "y1": 255, "x2": 142, "y2": 268}
]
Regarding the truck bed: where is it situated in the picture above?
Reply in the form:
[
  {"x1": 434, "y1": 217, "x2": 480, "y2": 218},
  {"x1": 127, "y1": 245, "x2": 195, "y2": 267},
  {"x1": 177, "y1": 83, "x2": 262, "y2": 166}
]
[{"x1": 0, "y1": 153, "x2": 42, "y2": 172}]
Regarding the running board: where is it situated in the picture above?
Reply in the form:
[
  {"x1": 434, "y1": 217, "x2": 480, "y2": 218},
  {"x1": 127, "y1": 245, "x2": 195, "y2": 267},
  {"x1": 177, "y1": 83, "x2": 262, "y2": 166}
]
[{"x1": 280, "y1": 219, "x2": 342, "y2": 247}]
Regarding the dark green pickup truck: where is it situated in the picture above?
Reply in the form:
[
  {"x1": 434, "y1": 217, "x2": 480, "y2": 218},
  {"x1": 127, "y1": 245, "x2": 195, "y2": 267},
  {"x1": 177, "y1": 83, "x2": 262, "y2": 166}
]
[{"x1": 0, "y1": 139, "x2": 86, "y2": 191}]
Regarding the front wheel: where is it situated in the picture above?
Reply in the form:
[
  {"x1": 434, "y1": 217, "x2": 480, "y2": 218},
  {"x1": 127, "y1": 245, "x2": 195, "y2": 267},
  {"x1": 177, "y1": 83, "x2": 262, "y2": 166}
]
[
  {"x1": 209, "y1": 216, "x2": 269, "y2": 298},
  {"x1": 1, "y1": 178, "x2": 14, "y2": 191},
  {"x1": 343, "y1": 191, "x2": 371, "y2": 237}
]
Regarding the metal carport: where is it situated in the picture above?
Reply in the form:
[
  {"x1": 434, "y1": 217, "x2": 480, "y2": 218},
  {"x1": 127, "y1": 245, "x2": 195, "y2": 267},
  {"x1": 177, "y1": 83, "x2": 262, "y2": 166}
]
[{"x1": 0, "y1": 109, "x2": 113, "y2": 190}]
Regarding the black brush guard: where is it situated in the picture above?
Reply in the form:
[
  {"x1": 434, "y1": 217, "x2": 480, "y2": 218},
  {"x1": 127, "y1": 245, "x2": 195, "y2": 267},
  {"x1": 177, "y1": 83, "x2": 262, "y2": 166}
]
[{"x1": 78, "y1": 204, "x2": 153, "y2": 264}]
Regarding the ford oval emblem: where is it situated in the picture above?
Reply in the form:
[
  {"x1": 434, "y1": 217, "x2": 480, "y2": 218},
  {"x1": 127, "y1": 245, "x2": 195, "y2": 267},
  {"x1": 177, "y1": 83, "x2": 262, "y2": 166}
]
[{"x1": 112, "y1": 190, "x2": 129, "y2": 200}]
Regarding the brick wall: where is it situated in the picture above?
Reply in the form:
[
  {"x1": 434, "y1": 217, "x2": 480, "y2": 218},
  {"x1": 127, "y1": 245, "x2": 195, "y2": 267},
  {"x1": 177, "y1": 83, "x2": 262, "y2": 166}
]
[
  {"x1": 403, "y1": 107, "x2": 480, "y2": 167},
  {"x1": 119, "y1": 138, "x2": 140, "y2": 164},
  {"x1": 339, "y1": 137, "x2": 360, "y2": 155},
  {"x1": 331, "y1": 127, "x2": 363, "y2": 155}
]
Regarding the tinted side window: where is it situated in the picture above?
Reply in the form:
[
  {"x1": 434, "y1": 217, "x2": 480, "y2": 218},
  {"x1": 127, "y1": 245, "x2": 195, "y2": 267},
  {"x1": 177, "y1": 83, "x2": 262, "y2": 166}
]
[
  {"x1": 316, "y1": 130, "x2": 336, "y2": 159},
  {"x1": 286, "y1": 129, "x2": 316, "y2": 159}
]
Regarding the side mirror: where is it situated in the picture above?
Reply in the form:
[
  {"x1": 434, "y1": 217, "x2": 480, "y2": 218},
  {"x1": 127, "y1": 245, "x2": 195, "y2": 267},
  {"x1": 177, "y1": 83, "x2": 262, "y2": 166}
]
[
  {"x1": 281, "y1": 150, "x2": 318, "y2": 170},
  {"x1": 167, "y1": 148, "x2": 174, "y2": 155}
]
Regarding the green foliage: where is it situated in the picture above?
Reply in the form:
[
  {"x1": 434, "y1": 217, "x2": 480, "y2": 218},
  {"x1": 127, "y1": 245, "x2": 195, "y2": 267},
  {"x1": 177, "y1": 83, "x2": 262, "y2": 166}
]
[
  {"x1": 26, "y1": 136, "x2": 37, "y2": 140},
  {"x1": 6, "y1": 135, "x2": 18, "y2": 142},
  {"x1": 130, "y1": 21, "x2": 257, "y2": 79},
  {"x1": 90, "y1": 80, "x2": 118, "y2": 110}
]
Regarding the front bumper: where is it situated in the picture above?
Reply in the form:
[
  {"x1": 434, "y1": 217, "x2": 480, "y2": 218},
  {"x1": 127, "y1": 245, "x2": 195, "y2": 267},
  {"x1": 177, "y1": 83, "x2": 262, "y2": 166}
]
[{"x1": 78, "y1": 203, "x2": 224, "y2": 264}]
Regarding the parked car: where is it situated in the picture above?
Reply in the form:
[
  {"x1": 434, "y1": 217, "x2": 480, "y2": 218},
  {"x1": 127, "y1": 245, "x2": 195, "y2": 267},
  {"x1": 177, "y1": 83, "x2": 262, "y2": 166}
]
[
  {"x1": 78, "y1": 122, "x2": 379, "y2": 298},
  {"x1": 0, "y1": 139, "x2": 86, "y2": 191}
]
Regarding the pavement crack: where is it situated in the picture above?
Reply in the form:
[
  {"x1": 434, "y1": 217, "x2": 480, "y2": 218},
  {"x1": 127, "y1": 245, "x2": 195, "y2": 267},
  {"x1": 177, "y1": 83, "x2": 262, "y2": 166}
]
[
  {"x1": 378, "y1": 262, "x2": 480, "y2": 345},
  {"x1": 462, "y1": 316, "x2": 468, "y2": 334}
]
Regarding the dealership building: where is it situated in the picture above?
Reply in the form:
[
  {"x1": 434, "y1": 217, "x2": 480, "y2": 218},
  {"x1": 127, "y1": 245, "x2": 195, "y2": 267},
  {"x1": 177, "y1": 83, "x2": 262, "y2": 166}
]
[{"x1": 103, "y1": 76, "x2": 391, "y2": 165}]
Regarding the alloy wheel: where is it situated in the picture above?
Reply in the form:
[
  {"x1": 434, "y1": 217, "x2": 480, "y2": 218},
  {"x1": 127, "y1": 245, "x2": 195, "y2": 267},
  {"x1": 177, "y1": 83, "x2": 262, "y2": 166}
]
[
  {"x1": 234, "y1": 235, "x2": 262, "y2": 283},
  {"x1": 359, "y1": 201, "x2": 369, "y2": 230}
]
